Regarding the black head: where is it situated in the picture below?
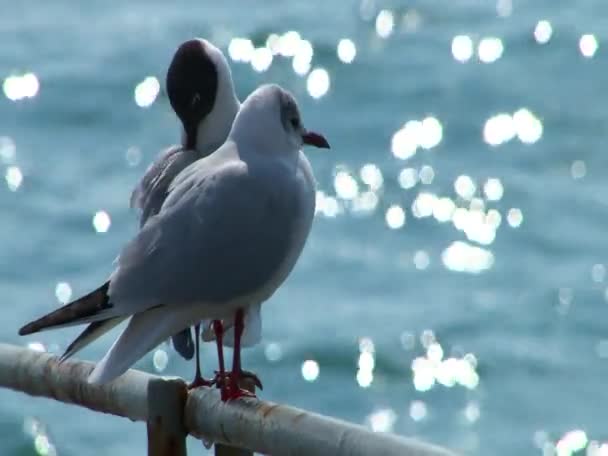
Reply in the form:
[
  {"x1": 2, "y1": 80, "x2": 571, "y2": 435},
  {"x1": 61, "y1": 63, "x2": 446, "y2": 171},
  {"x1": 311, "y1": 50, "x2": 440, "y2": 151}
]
[{"x1": 166, "y1": 39, "x2": 219, "y2": 149}]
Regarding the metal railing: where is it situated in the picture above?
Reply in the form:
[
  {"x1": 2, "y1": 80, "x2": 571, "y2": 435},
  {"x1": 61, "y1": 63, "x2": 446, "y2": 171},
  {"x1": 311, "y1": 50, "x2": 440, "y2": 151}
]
[{"x1": 0, "y1": 343, "x2": 458, "y2": 456}]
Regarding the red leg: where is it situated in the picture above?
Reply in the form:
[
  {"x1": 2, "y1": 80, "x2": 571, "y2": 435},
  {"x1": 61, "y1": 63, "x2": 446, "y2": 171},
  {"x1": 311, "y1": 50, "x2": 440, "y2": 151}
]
[
  {"x1": 230, "y1": 309, "x2": 244, "y2": 392},
  {"x1": 225, "y1": 309, "x2": 256, "y2": 401},
  {"x1": 188, "y1": 324, "x2": 213, "y2": 389},
  {"x1": 212, "y1": 320, "x2": 228, "y2": 401}
]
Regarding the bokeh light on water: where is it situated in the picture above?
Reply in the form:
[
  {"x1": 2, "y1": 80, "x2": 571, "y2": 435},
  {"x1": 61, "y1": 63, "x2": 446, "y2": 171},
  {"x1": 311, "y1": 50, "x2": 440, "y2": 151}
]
[
  {"x1": 5, "y1": 166, "x2": 22, "y2": 191},
  {"x1": 3, "y1": 1, "x2": 608, "y2": 455},
  {"x1": 92, "y1": 210, "x2": 111, "y2": 233},
  {"x1": 134, "y1": 76, "x2": 160, "y2": 108},
  {"x1": 3, "y1": 72, "x2": 39, "y2": 101},
  {"x1": 54, "y1": 282, "x2": 72, "y2": 304},
  {"x1": 23, "y1": 417, "x2": 57, "y2": 456}
]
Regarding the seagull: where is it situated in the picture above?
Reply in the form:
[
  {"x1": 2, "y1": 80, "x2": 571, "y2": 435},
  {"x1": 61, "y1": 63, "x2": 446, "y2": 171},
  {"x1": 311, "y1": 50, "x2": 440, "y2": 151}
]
[
  {"x1": 19, "y1": 84, "x2": 330, "y2": 401},
  {"x1": 138, "y1": 39, "x2": 266, "y2": 386},
  {"x1": 130, "y1": 38, "x2": 243, "y2": 380},
  {"x1": 42, "y1": 38, "x2": 241, "y2": 389}
]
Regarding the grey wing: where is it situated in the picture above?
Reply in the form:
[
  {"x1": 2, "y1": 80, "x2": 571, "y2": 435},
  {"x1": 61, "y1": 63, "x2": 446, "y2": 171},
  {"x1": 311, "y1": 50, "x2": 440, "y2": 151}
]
[
  {"x1": 130, "y1": 145, "x2": 198, "y2": 227},
  {"x1": 109, "y1": 162, "x2": 302, "y2": 315},
  {"x1": 130, "y1": 145, "x2": 213, "y2": 358}
]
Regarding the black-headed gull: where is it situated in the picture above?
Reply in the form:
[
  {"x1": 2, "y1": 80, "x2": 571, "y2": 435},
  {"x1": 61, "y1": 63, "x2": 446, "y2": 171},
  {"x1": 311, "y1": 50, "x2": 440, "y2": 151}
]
[
  {"x1": 49, "y1": 39, "x2": 241, "y2": 388},
  {"x1": 19, "y1": 84, "x2": 329, "y2": 400},
  {"x1": 130, "y1": 38, "x2": 241, "y2": 376}
]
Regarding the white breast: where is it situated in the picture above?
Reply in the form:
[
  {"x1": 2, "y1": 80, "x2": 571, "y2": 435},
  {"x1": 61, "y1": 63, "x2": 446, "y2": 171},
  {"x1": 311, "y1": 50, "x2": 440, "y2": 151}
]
[{"x1": 256, "y1": 150, "x2": 316, "y2": 303}]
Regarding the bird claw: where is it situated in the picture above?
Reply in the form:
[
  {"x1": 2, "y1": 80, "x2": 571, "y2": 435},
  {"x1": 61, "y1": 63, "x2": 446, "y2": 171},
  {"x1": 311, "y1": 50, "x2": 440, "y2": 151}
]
[
  {"x1": 188, "y1": 375, "x2": 215, "y2": 390},
  {"x1": 224, "y1": 387, "x2": 257, "y2": 401},
  {"x1": 213, "y1": 369, "x2": 263, "y2": 401},
  {"x1": 213, "y1": 370, "x2": 263, "y2": 391},
  {"x1": 240, "y1": 370, "x2": 264, "y2": 390}
]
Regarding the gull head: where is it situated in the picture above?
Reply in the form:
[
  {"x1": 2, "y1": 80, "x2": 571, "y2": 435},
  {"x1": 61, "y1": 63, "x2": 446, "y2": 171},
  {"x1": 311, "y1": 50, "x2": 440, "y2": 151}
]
[
  {"x1": 231, "y1": 84, "x2": 330, "y2": 155},
  {"x1": 166, "y1": 38, "x2": 239, "y2": 152}
]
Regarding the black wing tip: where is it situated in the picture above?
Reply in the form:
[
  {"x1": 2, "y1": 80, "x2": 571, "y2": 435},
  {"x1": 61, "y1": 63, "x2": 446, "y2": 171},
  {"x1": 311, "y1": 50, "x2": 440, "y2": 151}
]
[
  {"x1": 58, "y1": 346, "x2": 74, "y2": 363},
  {"x1": 19, "y1": 322, "x2": 38, "y2": 336},
  {"x1": 18, "y1": 281, "x2": 111, "y2": 338},
  {"x1": 171, "y1": 330, "x2": 195, "y2": 360}
]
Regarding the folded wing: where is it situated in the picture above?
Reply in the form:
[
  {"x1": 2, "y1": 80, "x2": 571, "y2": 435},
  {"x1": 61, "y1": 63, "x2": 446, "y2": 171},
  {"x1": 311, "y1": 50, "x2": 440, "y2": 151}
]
[
  {"x1": 110, "y1": 156, "x2": 301, "y2": 314},
  {"x1": 130, "y1": 145, "x2": 199, "y2": 227},
  {"x1": 88, "y1": 156, "x2": 302, "y2": 382}
]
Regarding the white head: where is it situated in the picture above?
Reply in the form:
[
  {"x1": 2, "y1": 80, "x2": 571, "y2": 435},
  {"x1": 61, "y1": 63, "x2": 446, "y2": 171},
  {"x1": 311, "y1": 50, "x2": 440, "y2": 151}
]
[
  {"x1": 166, "y1": 38, "x2": 239, "y2": 155},
  {"x1": 230, "y1": 84, "x2": 330, "y2": 156}
]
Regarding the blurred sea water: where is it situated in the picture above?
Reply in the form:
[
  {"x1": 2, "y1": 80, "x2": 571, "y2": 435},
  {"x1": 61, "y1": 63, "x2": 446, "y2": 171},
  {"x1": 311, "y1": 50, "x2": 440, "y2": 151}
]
[{"x1": 2, "y1": 0, "x2": 608, "y2": 454}]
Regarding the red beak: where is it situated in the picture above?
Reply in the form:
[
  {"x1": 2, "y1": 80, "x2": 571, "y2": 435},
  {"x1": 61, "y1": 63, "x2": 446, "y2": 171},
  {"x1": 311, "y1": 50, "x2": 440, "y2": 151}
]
[{"x1": 302, "y1": 131, "x2": 330, "y2": 149}]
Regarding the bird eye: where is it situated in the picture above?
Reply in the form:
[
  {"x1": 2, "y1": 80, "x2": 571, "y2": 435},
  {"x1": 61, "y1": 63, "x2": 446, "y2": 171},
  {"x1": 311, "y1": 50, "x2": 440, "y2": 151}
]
[
  {"x1": 290, "y1": 118, "x2": 299, "y2": 129},
  {"x1": 191, "y1": 93, "x2": 201, "y2": 108}
]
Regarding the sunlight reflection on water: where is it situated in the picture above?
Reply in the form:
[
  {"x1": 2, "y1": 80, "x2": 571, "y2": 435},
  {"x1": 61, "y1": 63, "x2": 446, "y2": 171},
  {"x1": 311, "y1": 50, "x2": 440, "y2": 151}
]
[{"x1": 4, "y1": 1, "x2": 608, "y2": 454}]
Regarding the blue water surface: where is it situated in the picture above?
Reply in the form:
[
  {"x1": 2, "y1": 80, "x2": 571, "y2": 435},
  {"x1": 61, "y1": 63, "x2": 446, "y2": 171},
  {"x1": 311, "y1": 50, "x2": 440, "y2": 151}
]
[{"x1": 2, "y1": 1, "x2": 608, "y2": 454}]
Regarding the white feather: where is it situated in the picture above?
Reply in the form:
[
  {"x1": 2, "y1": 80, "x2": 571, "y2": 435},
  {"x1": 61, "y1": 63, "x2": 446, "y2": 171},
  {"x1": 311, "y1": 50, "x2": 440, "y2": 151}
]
[{"x1": 88, "y1": 304, "x2": 210, "y2": 384}]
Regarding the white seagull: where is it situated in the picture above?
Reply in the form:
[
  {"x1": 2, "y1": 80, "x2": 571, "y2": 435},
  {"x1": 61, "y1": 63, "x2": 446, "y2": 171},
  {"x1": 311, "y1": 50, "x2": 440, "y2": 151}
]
[{"x1": 19, "y1": 84, "x2": 329, "y2": 400}]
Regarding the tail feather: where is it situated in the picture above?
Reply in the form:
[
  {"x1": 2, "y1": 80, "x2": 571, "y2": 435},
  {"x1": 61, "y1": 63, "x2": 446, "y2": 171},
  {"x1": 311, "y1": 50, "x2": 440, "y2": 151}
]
[
  {"x1": 19, "y1": 281, "x2": 113, "y2": 336},
  {"x1": 88, "y1": 304, "x2": 204, "y2": 384},
  {"x1": 60, "y1": 317, "x2": 125, "y2": 362}
]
